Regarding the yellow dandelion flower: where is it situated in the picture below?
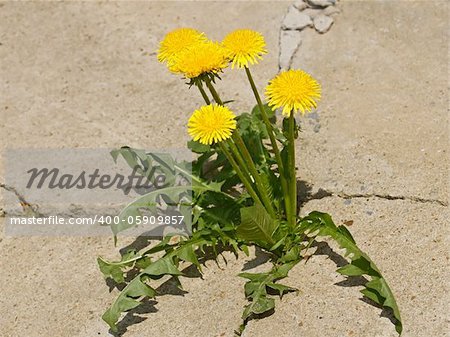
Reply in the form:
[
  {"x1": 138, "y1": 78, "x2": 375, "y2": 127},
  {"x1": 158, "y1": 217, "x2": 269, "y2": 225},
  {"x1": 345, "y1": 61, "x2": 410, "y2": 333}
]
[
  {"x1": 157, "y1": 28, "x2": 206, "y2": 63},
  {"x1": 170, "y1": 41, "x2": 229, "y2": 79},
  {"x1": 265, "y1": 69, "x2": 321, "y2": 116},
  {"x1": 188, "y1": 104, "x2": 237, "y2": 145},
  {"x1": 222, "y1": 29, "x2": 267, "y2": 68}
]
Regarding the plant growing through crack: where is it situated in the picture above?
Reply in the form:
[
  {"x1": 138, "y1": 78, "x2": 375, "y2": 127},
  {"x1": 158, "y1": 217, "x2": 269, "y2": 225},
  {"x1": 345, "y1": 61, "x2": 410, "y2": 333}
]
[{"x1": 98, "y1": 28, "x2": 403, "y2": 335}]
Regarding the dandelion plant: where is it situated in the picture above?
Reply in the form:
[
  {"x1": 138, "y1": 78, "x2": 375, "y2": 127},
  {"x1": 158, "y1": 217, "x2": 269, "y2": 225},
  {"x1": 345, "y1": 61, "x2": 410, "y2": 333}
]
[{"x1": 98, "y1": 28, "x2": 403, "y2": 336}]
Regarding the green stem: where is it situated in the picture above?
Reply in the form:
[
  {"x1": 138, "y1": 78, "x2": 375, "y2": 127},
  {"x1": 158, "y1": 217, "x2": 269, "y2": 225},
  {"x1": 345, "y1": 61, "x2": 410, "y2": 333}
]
[
  {"x1": 227, "y1": 140, "x2": 254, "y2": 189},
  {"x1": 287, "y1": 113, "x2": 297, "y2": 225},
  {"x1": 204, "y1": 78, "x2": 223, "y2": 105},
  {"x1": 205, "y1": 77, "x2": 276, "y2": 218},
  {"x1": 219, "y1": 142, "x2": 262, "y2": 206},
  {"x1": 196, "y1": 81, "x2": 211, "y2": 104},
  {"x1": 244, "y1": 66, "x2": 292, "y2": 224},
  {"x1": 232, "y1": 133, "x2": 277, "y2": 218},
  {"x1": 201, "y1": 80, "x2": 261, "y2": 206}
]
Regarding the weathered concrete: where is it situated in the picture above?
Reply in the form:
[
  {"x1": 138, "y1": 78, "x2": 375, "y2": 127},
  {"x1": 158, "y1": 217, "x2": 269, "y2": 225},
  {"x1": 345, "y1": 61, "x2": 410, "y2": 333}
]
[
  {"x1": 293, "y1": 1, "x2": 448, "y2": 206},
  {"x1": 0, "y1": 1, "x2": 448, "y2": 337},
  {"x1": 279, "y1": 30, "x2": 303, "y2": 70},
  {"x1": 279, "y1": 0, "x2": 340, "y2": 69},
  {"x1": 313, "y1": 14, "x2": 334, "y2": 33},
  {"x1": 282, "y1": 6, "x2": 313, "y2": 30}
]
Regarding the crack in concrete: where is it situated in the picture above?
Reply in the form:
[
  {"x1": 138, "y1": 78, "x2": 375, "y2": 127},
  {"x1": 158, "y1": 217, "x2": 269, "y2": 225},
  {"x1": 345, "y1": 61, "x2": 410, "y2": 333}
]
[
  {"x1": 278, "y1": 29, "x2": 302, "y2": 71},
  {"x1": 279, "y1": 1, "x2": 339, "y2": 70},
  {"x1": 0, "y1": 183, "x2": 42, "y2": 216},
  {"x1": 277, "y1": 1, "x2": 447, "y2": 209},
  {"x1": 300, "y1": 188, "x2": 448, "y2": 207},
  {"x1": 336, "y1": 193, "x2": 448, "y2": 206},
  {"x1": 278, "y1": 22, "x2": 284, "y2": 70}
]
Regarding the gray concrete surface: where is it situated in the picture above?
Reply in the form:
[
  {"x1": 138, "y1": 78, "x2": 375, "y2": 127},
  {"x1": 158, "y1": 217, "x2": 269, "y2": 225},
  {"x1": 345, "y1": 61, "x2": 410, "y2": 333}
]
[{"x1": 0, "y1": 1, "x2": 448, "y2": 337}]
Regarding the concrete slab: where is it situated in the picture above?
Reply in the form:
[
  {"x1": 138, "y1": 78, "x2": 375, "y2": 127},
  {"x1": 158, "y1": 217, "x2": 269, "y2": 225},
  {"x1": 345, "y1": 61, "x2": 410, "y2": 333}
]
[
  {"x1": 290, "y1": 1, "x2": 448, "y2": 204},
  {"x1": 1, "y1": 196, "x2": 447, "y2": 337},
  {"x1": 0, "y1": 1, "x2": 448, "y2": 337},
  {"x1": 0, "y1": 1, "x2": 288, "y2": 152}
]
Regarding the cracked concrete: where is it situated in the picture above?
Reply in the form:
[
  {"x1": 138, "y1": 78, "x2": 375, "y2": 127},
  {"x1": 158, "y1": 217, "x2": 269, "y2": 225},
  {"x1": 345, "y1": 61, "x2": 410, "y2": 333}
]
[
  {"x1": 293, "y1": 1, "x2": 448, "y2": 205},
  {"x1": 299, "y1": 185, "x2": 448, "y2": 207},
  {"x1": 0, "y1": 183, "x2": 41, "y2": 216},
  {"x1": 279, "y1": 0, "x2": 340, "y2": 69},
  {"x1": 0, "y1": 1, "x2": 448, "y2": 337},
  {"x1": 333, "y1": 193, "x2": 448, "y2": 207}
]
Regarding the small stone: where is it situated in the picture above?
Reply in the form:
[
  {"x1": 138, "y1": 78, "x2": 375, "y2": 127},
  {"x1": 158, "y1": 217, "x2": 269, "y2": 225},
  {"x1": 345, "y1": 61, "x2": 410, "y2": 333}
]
[
  {"x1": 293, "y1": 0, "x2": 308, "y2": 11},
  {"x1": 306, "y1": 0, "x2": 336, "y2": 8},
  {"x1": 302, "y1": 8, "x2": 323, "y2": 19},
  {"x1": 279, "y1": 30, "x2": 302, "y2": 70},
  {"x1": 308, "y1": 112, "x2": 319, "y2": 121},
  {"x1": 313, "y1": 14, "x2": 334, "y2": 33},
  {"x1": 323, "y1": 5, "x2": 340, "y2": 16},
  {"x1": 282, "y1": 6, "x2": 313, "y2": 30},
  {"x1": 313, "y1": 124, "x2": 321, "y2": 133}
]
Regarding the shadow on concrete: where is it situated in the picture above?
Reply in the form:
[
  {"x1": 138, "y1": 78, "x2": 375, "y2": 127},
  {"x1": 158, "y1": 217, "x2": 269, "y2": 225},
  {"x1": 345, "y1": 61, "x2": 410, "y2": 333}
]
[
  {"x1": 106, "y1": 179, "x2": 396, "y2": 335},
  {"x1": 360, "y1": 296, "x2": 398, "y2": 327},
  {"x1": 242, "y1": 246, "x2": 272, "y2": 271},
  {"x1": 105, "y1": 240, "x2": 238, "y2": 336},
  {"x1": 312, "y1": 241, "x2": 348, "y2": 267},
  {"x1": 297, "y1": 180, "x2": 332, "y2": 210},
  {"x1": 107, "y1": 261, "x2": 198, "y2": 336},
  {"x1": 111, "y1": 300, "x2": 158, "y2": 337},
  {"x1": 313, "y1": 241, "x2": 398, "y2": 328}
]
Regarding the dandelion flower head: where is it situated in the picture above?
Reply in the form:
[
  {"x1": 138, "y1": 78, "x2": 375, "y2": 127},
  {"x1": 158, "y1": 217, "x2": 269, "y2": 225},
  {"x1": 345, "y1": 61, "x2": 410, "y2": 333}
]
[
  {"x1": 188, "y1": 104, "x2": 237, "y2": 145},
  {"x1": 265, "y1": 69, "x2": 321, "y2": 116},
  {"x1": 222, "y1": 29, "x2": 267, "y2": 69},
  {"x1": 157, "y1": 28, "x2": 206, "y2": 63}
]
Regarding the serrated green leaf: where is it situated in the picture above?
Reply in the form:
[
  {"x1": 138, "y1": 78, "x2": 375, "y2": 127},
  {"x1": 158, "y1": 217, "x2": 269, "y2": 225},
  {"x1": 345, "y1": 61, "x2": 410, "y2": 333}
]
[
  {"x1": 187, "y1": 140, "x2": 211, "y2": 153},
  {"x1": 241, "y1": 244, "x2": 250, "y2": 256},
  {"x1": 98, "y1": 257, "x2": 125, "y2": 284},
  {"x1": 102, "y1": 275, "x2": 156, "y2": 331},
  {"x1": 177, "y1": 242, "x2": 200, "y2": 268},
  {"x1": 197, "y1": 190, "x2": 242, "y2": 227},
  {"x1": 97, "y1": 250, "x2": 141, "y2": 284},
  {"x1": 279, "y1": 246, "x2": 300, "y2": 263},
  {"x1": 126, "y1": 277, "x2": 156, "y2": 298},
  {"x1": 111, "y1": 147, "x2": 174, "y2": 186},
  {"x1": 360, "y1": 288, "x2": 384, "y2": 305},
  {"x1": 266, "y1": 282, "x2": 297, "y2": 298},
  {"x1": 269, "y1": 235, "x2": 287, "y2": 251},
  {"x1": 242, "y1": 296, "x2": 275, "y2": 319},
  {"x1": 239, "y1": 260, "x2": 299, "y2": 324},
  {"x1": 300, "y1": 211, "x2": 402, "y2": 335},
  {"x1": 102, "y1": 298, "x2": 139, "y2": 332},
  {"x1": 101, "y1": 234, "x2": 217, "y2": 331},
  {"x1": 237, "y1": 204, "x2": 278, "y2": 247},
  {"x1": 337, "y1": 225, "x2": 356, "y2": 244},
  {"x1": 251, "y1": 103, "x2": 276, "y2": 122},
  {"x1": 244, "y1": 281, "x2": 260, "y2": 297},
  {"x1": 337, "y1": 263, "x2": 366, "y2": 276},
  {"x1": 114, "y1": 185, "x2": 191, "y2": 235},
  {"x1": 143, "y1": 256, "x2": 182, "y2": 277},
  {"x1": 365, "y1": 277, "x2": 402, "y2": 334},
  {"x1": 239, "y1": 272, "x2": 269, "y2": 282},
  {"x1": 272, "y1": 260, "x2": 298, "y2": 279}
]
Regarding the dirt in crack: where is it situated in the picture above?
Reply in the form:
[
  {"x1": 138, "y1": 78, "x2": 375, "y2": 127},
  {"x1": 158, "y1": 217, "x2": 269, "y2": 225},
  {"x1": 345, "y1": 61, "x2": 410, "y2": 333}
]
[
  {"x1": 298, "y1": 186, "x2": 448, "y2": 207},
  {"x1": 0, "y1": 183, "x2": 42, "y2": 216}
]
